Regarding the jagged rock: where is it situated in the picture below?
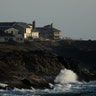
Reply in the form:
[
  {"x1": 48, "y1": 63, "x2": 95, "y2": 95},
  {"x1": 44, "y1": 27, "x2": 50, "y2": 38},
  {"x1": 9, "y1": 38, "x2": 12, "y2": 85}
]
[
  {"x1": 0, "y1": 40, "x2": 96, "y2": 89},
  {"x1": 21, "y1": 75, "x2": 50, "y2": 89},
  {"x1": 57, "y1": 56, "x2": 96, "y2": 81},
  {"x1": 0, "y1": 50, "x2": 64, "y2": 89}
]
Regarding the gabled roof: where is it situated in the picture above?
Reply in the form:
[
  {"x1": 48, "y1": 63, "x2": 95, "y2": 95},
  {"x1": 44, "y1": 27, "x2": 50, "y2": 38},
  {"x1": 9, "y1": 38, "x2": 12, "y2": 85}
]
[
  {"x1": 43, "y1": 24, "x2": 61, "y2": 31},
  {"x1": 5, "y1": 27, "x2": 19, "y2": 32},
  {"x1": 36, "y1": 26, "x2": 61, "y2": 33},
  {"x1": 0, "y1": 22, "x2": 31, "y2": 31},
  {"x1": 0, "y1": 22, "x2": 15, "y2": 31},
  {"x1": 14, "y1": 22, "x2": 30, "y2": 28},
  {"x1": 0, "y1": 30, "x2": 14, "y2": 37},
  {"x1": 43, "y1": 25, "x2": 52, "y2": 28}
]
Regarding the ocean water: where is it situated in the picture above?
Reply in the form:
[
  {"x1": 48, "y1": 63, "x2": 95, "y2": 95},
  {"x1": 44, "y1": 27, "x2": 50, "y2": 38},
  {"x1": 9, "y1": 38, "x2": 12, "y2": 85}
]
[{"x1": 0, "y1": 69, "x2": 96, "y2": 96}]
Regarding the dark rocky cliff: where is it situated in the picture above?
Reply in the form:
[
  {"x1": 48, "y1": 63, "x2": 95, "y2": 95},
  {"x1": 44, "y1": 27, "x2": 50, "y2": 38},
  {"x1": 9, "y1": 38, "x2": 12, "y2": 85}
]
[
  {"x1": 0, "y1": 40, "x2": 96, "y2": 89},
  {"x1": 0, "y1": 50, "x2": 64, "y2": 89}
]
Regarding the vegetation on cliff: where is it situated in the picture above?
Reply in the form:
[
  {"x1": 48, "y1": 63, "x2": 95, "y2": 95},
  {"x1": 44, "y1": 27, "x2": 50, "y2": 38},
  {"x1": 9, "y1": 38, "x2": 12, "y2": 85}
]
[{"x1": 0, "y1": 40, "x2": 96, "y2": 89}]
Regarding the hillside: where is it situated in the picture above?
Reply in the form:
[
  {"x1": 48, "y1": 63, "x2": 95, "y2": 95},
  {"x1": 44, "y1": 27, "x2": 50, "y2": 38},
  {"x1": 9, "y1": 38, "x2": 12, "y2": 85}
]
[{"x1": 0, "y1": 40, "x2": 96, "y2": 89}]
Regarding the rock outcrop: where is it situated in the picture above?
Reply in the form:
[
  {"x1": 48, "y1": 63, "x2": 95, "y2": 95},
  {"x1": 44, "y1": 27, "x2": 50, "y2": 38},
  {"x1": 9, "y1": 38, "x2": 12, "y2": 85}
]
[
  {"x1": 0, "y1": 50, "x2": 64, "y2": 89},
  {"x1": 0, "y1": 40, "x2": 96, "y2": 89}
]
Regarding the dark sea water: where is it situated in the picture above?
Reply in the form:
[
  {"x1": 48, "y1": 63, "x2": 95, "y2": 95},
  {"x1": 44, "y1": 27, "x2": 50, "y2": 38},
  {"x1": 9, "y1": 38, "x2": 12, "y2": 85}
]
[{"x1": 0, "y1": 69, "x2": 96, "y2": 96}]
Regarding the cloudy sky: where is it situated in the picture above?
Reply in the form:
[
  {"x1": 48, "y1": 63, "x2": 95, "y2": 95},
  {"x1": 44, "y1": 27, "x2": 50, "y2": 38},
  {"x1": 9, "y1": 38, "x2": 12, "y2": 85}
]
[{"x1": 0, "y1": 0, "x2": 96, "y2": 40}]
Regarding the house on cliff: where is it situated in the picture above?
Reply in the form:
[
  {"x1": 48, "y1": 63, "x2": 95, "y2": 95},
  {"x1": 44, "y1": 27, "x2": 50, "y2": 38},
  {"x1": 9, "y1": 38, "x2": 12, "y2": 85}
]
[
  {"x1": 0, "y1": 21, "x2": 61, "y2": 42},
  {"x1": 31, "y1": 21, "x2": 39, "y2": 39},
  {"x1": 32, "y1": 21, "x2": 61, "y2": 40},
  {"x1": 0, "y1": 30, "x2": 15, "y2": 42},
  {"x1": 0, "y1": 22, "x2": 39, "y2": 42},
  {"x1": 0, "y1": 22, "x2": 24, "y2": 42}
]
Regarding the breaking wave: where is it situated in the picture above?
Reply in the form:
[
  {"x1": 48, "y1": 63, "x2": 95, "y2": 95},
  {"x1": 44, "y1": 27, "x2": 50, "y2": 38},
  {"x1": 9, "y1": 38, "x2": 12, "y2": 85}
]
[
  {"x1": 0, "y1": 69, "x2": 96, "y2": 96},
  {"x1": 54, "y1": 69, "x2": 78, "y2": 84}
]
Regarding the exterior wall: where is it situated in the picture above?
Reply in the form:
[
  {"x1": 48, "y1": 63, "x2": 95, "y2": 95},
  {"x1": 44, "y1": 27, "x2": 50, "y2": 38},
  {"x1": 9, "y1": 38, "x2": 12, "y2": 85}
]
[
  {"x1": 24, "y1": 28, "x2": 32, "y2": 39},
  {"x1": 24, "y1": 33, "x2": 32, "y2": 39},
  {"x1": 14, "y1": 25, "x2": 25, "y2": 37},
  {"x1": 39, "y1": 31, "x2": 51, "y2": 39},
  {"x1": 14, "y1": 25, "x2": 32, "y2": 39},
  {"x1": 5, "y1": 28, "x2": 19, "y2": 36},
  {"x1": 4, "y1": 28, "x2": 24, "y2": 42},
  {"x1": 0, "y1": 36, "x2": 24, "y2": 43},
  {"x1": 25, "y1": 28, "x2": 32, "y2": 34},
  {"x1": 37, "y1": 28, "x2": 61, "y2": 40},
  {"x1": 32, "y1": 32, "x2": 39, "y2": 39},
  {"x1": 54, "y1": 32, "x2": 61, "y2": 39},
  {"x1": 24, "y1": 33, "x2": 27, "y2": 39}
]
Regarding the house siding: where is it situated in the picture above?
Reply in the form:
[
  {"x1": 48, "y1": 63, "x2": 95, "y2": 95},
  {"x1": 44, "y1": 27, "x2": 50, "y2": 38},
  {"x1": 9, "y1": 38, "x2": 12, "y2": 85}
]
[
  {"x1": 5, "y1": 28, "x2": 19, "y2": 35},
  {"x1": 32, "y1": 32, "x2": 39, "y2": 39}
]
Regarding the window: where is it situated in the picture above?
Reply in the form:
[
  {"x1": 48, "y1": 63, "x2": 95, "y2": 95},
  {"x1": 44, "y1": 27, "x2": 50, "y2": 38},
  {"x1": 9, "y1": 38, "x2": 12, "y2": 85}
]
[
  {"x1": 11, "y1": 31, "x2": 13, "y2": 34},
  {"x1": 54, "y1": 36, "x2": 60, "y2": 39}
]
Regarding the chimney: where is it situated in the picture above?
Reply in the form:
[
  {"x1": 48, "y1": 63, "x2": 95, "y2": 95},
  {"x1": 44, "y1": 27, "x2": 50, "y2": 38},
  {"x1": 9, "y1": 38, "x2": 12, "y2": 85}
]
[
  {"x1": 33, "y1": 20, "x2": 36, "y2": 30},
  {"x1": 51, "y1": 23, "x2": 53, "y2": 29}
]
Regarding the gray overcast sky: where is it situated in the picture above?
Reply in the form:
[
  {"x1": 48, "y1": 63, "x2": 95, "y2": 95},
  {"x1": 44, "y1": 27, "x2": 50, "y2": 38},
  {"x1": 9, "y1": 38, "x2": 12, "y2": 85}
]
[{"x1": 0, "y1": 0, "x2": 96, "y2": 40}]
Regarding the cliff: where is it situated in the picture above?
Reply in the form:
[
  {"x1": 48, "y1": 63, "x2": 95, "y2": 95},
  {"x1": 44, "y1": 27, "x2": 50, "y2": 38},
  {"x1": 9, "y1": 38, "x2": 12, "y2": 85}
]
[
  {"x1": 0, "y1": 45, "x2": 64, "y2": 89},
  {"x1": 0, "y1": 40, "x2": 96, "y2": 89}
]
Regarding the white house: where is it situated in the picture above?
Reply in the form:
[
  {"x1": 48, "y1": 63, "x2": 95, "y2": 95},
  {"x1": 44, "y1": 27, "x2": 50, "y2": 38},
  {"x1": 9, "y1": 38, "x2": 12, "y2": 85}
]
[
  {"x1": 4, "y1": 27, "x2": 24, "y2": 42},
  {"x1": 32, "y1": 31, "x2": 39, "y2": 39},
  {"x1": 24, "y1": 27, "x2": 32, "y2": 39},
  {"x1": 5, "y1": 28, "x2": 19, "y2": 35},
  {"x1": 31, "y1": 21, "x2": 39, "y2": 39}
]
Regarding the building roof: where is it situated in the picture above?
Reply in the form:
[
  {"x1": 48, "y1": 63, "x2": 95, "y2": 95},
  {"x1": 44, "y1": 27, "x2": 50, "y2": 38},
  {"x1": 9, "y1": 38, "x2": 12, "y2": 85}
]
[
  {"x1": 5, "y1": 27, "x2": 19, "y2": 32},
  {"x1": 36, "y1": 25, "x2": 61, "y2": 33},
  {"x1": 0, "y1": 22, "x2": 31, "y2": 31},
  {"x1": 14, "y1": 22, "x2": 30, "y2": 28},
  {"x1": 0, "y1": 22, "x2": 61, "y2": 34},
  {"x1": 0, "y1": 22, "x2": 15, "y2": 31}
]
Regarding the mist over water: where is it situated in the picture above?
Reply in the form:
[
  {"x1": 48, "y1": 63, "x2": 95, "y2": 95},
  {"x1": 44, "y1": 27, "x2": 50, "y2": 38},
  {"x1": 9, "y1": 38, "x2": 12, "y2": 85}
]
[{"x1": 54, "y1": 69, "x2": 78, "y2": 84}]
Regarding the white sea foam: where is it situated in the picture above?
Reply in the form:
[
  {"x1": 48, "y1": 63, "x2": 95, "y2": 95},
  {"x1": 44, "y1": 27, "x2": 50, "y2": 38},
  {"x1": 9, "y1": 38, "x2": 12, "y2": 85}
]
[
  {"x1": 0, "y1": 83, "x2": 8, "y2": 88},
  {"x1": 0, "y1": 81, "x2": 96, "y2": 95},
  {"x1": 54, "y1": 69, "x2": 78, "y2": 84},
  {"x1": 53, "y1": 83, "x2": 72, "y2": 93},
  {"x1": 13, "y1": 87, "x2": 36, "y2": 93},
  {"x1": 0, "y1": 70, "x2": 96, "y2": 95}
]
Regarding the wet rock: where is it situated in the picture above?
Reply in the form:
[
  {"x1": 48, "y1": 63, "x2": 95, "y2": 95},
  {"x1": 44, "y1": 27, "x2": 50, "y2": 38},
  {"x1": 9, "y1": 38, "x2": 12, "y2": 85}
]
[
  {"x1": 21, "y1": 75, "x2": 50, "y2": 89},
  {"x1": 0, "y1": 50, "x2": 64, "y2": 89},
  {"x1": 0, "y1": 40, "x2": 96, "y2": 89},
  {"x1": 57, "y1": 56, "x2": 96, "y2": 82}
]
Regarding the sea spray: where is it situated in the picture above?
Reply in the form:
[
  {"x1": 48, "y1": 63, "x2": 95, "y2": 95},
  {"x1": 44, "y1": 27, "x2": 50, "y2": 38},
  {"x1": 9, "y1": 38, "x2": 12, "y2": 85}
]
[
  {"x1": 54, "y1": 69, "x2": 78, "y2": 84},
  {"x1": 0, "y1": 81, "x2": 96, "y2": 95}
]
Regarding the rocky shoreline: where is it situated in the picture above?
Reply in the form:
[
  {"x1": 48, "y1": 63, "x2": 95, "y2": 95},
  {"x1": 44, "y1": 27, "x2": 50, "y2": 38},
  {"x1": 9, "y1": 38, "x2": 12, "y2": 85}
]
[{"x1": 0, "y1": 40, "x2": 96, "y2": 89}]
